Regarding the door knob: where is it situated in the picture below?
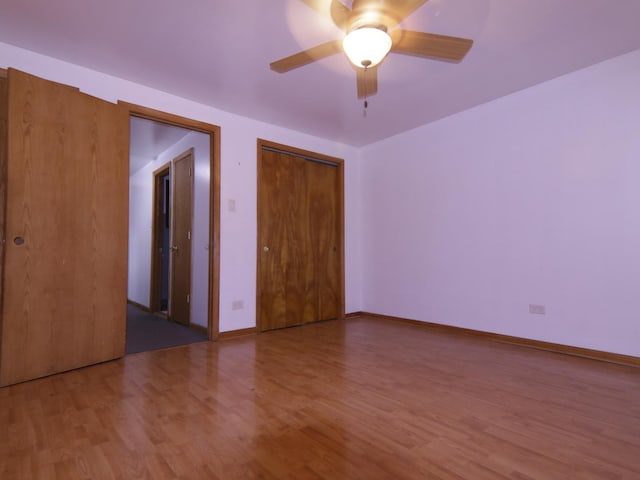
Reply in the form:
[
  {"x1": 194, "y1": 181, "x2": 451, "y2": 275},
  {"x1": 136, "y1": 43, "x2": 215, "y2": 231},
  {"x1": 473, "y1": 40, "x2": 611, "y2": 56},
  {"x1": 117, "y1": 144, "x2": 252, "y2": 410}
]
[
  {"x1": 170, "y1": 245, "x2": 178, "y2": 252},
  {"x1": 263, "y1": 246, "x2": 270, "y2": 252}
]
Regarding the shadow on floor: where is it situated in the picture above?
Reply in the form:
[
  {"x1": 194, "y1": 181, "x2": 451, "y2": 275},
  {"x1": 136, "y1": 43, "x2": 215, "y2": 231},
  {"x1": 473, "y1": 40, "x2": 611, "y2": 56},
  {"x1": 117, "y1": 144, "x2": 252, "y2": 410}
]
[{"x1": 126, "y1": 304, "x2": 208, "y2": 354}]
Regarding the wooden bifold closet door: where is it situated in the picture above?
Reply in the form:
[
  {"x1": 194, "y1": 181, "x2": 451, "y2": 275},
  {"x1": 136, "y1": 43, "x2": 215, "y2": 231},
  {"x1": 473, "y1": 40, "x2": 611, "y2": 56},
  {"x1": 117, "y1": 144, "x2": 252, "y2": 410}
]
[
  {"x1": 0, "y1": 68, "x2": 128, "y2": 386},
  {"x1": 257, "y1": 141, "x2": 344, "y2": 331}
]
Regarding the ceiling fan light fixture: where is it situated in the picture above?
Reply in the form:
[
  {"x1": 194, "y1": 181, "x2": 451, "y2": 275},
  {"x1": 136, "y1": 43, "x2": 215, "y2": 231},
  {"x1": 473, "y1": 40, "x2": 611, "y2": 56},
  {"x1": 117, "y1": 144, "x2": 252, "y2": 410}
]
[{"x1": 342, "y1": 26, "x2": 392, "y2": 68}]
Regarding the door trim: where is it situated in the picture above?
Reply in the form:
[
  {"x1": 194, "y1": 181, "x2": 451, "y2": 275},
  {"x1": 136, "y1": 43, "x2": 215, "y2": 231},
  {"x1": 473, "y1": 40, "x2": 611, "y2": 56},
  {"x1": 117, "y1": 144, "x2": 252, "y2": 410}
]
[
  {"x1": 121, "y1": 101, "x2": 221, "y2": 340},
  {"x1": 256, "y1": 139, "x2": 346, "y2": 332}
]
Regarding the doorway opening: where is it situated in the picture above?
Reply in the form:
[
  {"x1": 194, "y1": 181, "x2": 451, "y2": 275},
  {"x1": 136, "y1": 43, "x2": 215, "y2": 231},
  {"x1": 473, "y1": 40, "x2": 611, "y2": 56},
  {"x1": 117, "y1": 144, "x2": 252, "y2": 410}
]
[
  {"x1": 151, "y1": 164, "x2": 171, "y2": 313},
  {"x1": 123, "y1": 103, "x2": 221, "y2": 354}
]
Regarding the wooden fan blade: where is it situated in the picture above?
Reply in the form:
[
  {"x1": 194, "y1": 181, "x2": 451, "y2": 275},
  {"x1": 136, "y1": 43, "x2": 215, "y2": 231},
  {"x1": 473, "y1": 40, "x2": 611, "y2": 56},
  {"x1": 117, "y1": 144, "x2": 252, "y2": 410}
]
[
  {"x1": 391, "y1": 30, "x2": 473, "y2": 62},
  {"x1": 270, "y1": 40, "x2": 342, "y2": 73},
  {"x1": 297, "y1": 0, "x2": 330, "y2": 15},
  {"x1": 356, "y1": 66, "x2": 378, "y2": 99},
  {"x1": 330, "y1": 0, "x2": 351, "y2": 30},
  {"x1": 386, "y1": 0, "x2": 429, "y2": 23},
  {"x1": 351, "y1": 0, "x2": 427, "y2": 28},
  {"x1": 297, "y1": 0, "x2": 351, "y2": 30}
]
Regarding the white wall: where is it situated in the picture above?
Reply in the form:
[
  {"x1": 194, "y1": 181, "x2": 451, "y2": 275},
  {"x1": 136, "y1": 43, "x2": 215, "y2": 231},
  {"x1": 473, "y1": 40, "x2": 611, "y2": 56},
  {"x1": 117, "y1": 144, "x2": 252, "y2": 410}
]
[
  {"x1": 128, "y1": 132, "x2": 211, "y2": 328},
  {"x1": 0, "y1": 42, "x2": 363, "y2": 333},
  {"x1": 361, "y1": 49, "x2": 640, "y2": 357},
  {"x1": 128, "y1": 153, "x2": 154, "y2": 306},
  {"x1": 4, "y1": 41, "x2": 637, "y2": 356}
]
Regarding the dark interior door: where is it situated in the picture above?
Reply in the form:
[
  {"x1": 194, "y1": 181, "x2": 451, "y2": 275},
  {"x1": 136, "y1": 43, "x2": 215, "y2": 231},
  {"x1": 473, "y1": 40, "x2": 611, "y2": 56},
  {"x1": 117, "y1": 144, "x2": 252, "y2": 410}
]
[{"x1": 150, "y1": 165, "x2": 171, "y2": 313}]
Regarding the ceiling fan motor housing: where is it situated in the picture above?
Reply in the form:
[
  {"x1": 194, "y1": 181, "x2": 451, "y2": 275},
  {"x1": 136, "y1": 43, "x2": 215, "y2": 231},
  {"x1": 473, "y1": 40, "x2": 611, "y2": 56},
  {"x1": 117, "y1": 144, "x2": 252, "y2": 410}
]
[{"x1": 348, "y1": 0, "x2": 399, "y2": 31}]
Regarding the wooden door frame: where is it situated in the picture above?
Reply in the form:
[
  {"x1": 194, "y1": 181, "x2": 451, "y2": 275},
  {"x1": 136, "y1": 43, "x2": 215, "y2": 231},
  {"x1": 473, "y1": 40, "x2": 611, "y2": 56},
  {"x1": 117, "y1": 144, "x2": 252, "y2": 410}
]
[
  {"x1": 121, "y1": 101, "x2": 221, "y2": 340},
  {"x1": 149, "y1": 162, "x2": 171, "y2": 313},
  {"x1": 256, "y1": 139, "x2": 346, "y2": 332}
]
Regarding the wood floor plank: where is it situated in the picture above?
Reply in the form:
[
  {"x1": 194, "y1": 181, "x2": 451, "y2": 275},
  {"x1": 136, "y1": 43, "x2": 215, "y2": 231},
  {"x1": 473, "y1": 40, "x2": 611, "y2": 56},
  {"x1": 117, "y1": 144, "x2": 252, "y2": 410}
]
[{"x1": 1, "y1": 316, "x2": 639, "y2": 479}]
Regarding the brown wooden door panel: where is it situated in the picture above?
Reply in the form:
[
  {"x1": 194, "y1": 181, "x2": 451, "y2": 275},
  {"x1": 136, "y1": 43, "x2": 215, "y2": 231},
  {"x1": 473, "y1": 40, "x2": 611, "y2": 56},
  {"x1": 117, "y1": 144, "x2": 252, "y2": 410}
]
[
  {"x1": 258, "y1": 143, "x2": 343, "y2": 332},
  {"x1": 0, "y1": 73, "x2": 8, "y2": 324},
  {"x1": 90, "y1": 97, "x2": 129, "y2": 361},
  {"x1": 0, "y1": 69, "x2": 128, "y2": 386},
  {"x1": 306, "y1": 161, "x2": 340, "y2": 321},
  {"x1": 170, "y1": 150, "x2": 193, "y2": 326},
  {"x1": 259, "y1": 151, "x2": 308, "y2": 330}
]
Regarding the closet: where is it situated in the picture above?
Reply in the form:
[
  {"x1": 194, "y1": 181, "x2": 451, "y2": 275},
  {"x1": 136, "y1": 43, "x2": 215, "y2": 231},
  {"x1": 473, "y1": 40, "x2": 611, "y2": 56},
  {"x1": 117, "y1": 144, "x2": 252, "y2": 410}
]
[
  {"x1": 257, "y1": 140, "x2": 344, "y2": 331},
  {"x1": 0, "y1": 68, "x2": 128, "y2": 386}
]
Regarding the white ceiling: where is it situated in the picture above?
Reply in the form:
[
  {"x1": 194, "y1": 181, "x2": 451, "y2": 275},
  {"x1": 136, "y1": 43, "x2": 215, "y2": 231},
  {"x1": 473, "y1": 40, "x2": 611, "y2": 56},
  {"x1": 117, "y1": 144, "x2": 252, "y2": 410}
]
[{"x1": 1, "y1": 0, "x2": 639, "y2": 146}]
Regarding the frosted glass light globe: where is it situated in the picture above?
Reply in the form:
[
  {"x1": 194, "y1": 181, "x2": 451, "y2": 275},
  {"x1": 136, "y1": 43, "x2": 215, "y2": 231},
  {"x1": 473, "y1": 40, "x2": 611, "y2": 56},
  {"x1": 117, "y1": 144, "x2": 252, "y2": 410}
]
[{"x1": 342, "y1": 27, "x2": 392, "y2": 68}]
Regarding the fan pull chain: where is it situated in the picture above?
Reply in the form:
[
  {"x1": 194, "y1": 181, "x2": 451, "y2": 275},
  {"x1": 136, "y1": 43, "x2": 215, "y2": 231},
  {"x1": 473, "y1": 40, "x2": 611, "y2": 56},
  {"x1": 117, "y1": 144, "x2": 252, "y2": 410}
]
[{"x1": 363, "y1": 64, "x2": 370, "y2": 117}]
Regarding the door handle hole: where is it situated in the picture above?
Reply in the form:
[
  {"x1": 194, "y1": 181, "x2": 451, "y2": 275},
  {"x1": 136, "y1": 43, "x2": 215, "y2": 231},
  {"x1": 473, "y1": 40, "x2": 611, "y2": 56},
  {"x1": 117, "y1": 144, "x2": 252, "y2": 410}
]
[{"x1": 13, "y1": 236, "x2": 25, "y2": 246}]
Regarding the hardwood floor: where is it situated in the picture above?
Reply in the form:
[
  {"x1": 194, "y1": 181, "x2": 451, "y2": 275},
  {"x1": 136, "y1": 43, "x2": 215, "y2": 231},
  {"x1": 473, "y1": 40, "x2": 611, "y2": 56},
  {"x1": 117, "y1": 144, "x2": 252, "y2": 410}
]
[{"x1": 1, "y1": 316, "x2": 639, "y2": 479}]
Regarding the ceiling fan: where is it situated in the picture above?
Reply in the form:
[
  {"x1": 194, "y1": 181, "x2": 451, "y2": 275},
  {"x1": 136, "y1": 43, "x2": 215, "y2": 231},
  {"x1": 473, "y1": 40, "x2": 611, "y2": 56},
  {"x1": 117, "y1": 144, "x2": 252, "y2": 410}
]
[{"x1": 270, "y1": 0, "x2": 474, "y2": 100}]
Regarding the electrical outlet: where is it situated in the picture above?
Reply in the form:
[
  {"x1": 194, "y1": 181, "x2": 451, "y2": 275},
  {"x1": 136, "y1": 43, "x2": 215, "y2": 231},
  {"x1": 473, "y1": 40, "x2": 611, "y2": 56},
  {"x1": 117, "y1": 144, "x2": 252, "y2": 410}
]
[
  {"x1": 228, "y1": 199, "x2": 236, "y2": 212},
  {"x1": 232, "y1": 300, "x2": 243, "y2": 310},
  {"x1": 529, "y1": 304, "x2": 546, "y2": 315}
]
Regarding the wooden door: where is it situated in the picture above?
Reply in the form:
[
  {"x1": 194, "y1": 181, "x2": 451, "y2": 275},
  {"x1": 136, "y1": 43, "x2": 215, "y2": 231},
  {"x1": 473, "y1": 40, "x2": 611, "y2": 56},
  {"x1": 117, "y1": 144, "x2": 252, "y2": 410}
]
[
  {"x1": 0, "y1": 69, "x2": 128, "y2": 386},
  {"x1": 307, "y1": 160, "x2": 341, "y2": 322},
  {"x1": 170, "y1": 149, "x2": 193, "y2": 326},
  {"x1": 257, "y1": 141, "x2": 343, "y2": 331},
  {"x1": 150, "y1": 164, "x2": 171, "y2": 313},
  {"x1": 0, "y1": 71, "x2": 8, "y2": 316}
]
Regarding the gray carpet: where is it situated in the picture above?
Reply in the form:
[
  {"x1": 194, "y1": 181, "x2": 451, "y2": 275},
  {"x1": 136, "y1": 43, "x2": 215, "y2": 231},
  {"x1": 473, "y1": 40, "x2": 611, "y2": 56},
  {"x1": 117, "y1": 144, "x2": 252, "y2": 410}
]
[{"x1": 126, "y1": 304, "x2": 208, "y2": 354}]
